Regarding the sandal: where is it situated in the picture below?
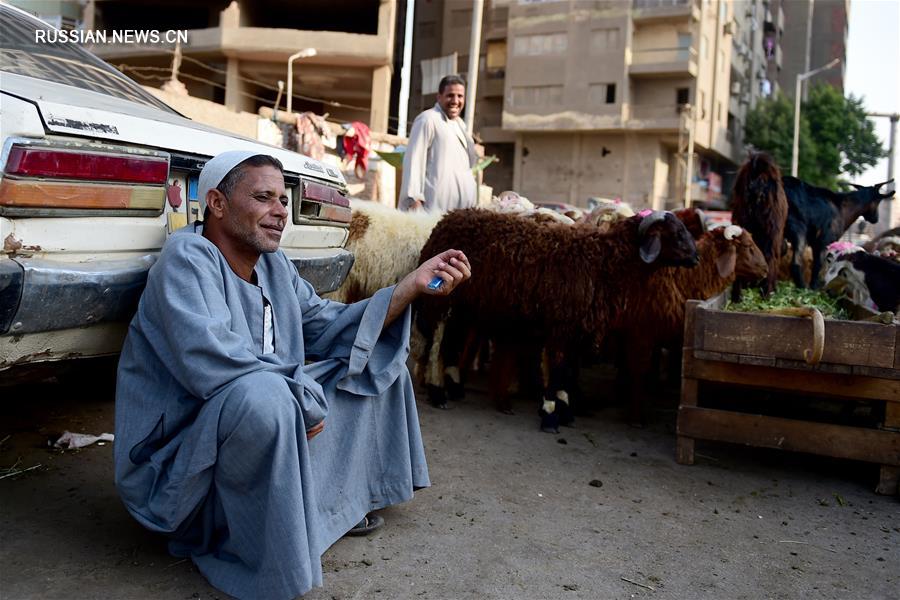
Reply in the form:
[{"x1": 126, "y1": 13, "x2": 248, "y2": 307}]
[{"x1": 346, "y1": 513, "x2": 384, "y2": 537}]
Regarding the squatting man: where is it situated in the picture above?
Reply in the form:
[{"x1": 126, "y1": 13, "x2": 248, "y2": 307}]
[{"x1": 113, "y1": 150, "x2": 471, "y2": 600}]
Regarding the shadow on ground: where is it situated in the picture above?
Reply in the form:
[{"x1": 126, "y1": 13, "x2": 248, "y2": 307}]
[{"x1": 1, "y1": 364, "x2": 897, "y2": 599}]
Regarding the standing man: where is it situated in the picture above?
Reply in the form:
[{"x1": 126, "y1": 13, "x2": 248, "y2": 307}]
[
  {"x1": 400, "y1": 74, "x2": 479, "y2": 212},
  {"x1": 114, "y1": 151, "x2": 471, "y2": 600}
]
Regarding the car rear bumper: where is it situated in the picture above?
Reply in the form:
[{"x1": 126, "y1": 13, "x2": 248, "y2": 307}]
[
  {"x1": 0, "y1": 255, "x2": 156, "y2": 335},
  {"x1": 290, "y1": 248, "x2": 355, "y2": 296},
  {"x1": 1, "y1": 248, "x2": 354, "y2": 340}
]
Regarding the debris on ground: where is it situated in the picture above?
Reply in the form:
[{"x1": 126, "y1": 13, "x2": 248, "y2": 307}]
[{"x1": 52, "y1": 431, "x2": 115, "y2": 450}]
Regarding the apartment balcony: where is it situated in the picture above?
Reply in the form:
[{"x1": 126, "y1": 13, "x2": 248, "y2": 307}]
[
  {"x1": 626, "y1": 104, "x2": 683, "y2": 131},
  {"x1": 629, "y1": 47, "x2": 698, "y2": 78},
  {"x1": 632, "y1": 0, "x2": 701, "y2": 24}
]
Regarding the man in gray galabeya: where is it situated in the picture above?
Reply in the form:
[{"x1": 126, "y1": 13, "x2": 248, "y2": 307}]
[{"x1": 114, "y1": 150, "x2": 471, "y2": 600}]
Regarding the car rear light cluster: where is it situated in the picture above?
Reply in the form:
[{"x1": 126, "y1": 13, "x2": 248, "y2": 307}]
[
  {"x1": 0, "y1": 142, "x2": 169, "y2": 215},
  {"x1": 295, "y1": 179, "x2": 352, "y2": 225}
]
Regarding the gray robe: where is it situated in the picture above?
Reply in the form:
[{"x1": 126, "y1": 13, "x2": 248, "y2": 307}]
[
  {"x1": 114, "y1": 224, "x2": 430, "y2": 600},
  {"x1": 399, "y1": 103, "x2": 478, "y2": 213}
]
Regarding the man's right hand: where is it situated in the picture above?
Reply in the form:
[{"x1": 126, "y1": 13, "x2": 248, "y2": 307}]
[
  {"x1": 306, "y1": 420, "x2": 325, "y2": 440},
  {"x1": 409, "y1": 198, "x2": 425, "y2": 211}
]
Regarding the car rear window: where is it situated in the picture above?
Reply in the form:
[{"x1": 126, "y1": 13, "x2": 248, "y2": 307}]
[{"x1": 0, "y1": 7, "x2": 176, "y2": 113}]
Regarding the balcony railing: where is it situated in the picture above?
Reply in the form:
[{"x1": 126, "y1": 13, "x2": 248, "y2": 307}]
[
  {"x1": 630, "y1": 46, "x2": 698, "y2": 77},
  {"x1": 633, "y1": 0, "x2": 689, "y2": 7},
  {"x1": 627, "y1": 104, "x2": 683, "y2": 130},
  {"x1": 632, "y1": 46, "x2": 696, "y2": 64},
  {"x1": 632, "y1": 0, "x2": 699, "y2": 22}
]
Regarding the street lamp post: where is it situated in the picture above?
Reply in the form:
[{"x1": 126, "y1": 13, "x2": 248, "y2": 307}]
[
  {"x1": 791, "y1": 58, "x2": 840, "y2": 177},
  {"x1": 286, "y1": 48, "x2": 317, "y2": 115}
]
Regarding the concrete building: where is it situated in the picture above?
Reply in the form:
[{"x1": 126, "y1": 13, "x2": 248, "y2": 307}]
[
  {"x1": 410, "y1": 0, "x2": 737, "y2": 210},
  {"x1": 727, "y1": 0, "x2": 783, "y2": 159},
  {"x1": 26, "y1": 0, "x2": 400, "y2": 133},
  {"x1": 779, "y1": 0, "x2": 848, "y2": 99}
]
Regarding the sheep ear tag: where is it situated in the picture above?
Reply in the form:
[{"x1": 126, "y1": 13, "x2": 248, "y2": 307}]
[
  {"x1": 716, "y1": 247, "x2": 737, "y2": 278},
  {"x1": 640, "y1": 236, "x2": 661, "y2": 264}
]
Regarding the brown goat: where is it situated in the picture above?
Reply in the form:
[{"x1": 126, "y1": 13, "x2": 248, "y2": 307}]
[
  {"x1": 611, "y1": 225, "x2": 767, "y2": 424},
  {"x1": 415, "y1": 208, "x2": 699, "y2": 419},
  {"x1": 730, "y1": 152, "x2": 788, "y2": 300}
]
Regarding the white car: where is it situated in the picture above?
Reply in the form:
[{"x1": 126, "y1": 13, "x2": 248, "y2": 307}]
[{"x1": 0, "y1": 4, "x2": 353, "y2": 377}]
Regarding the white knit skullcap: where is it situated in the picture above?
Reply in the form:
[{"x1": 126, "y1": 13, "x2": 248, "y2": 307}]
[{"x1": 197, "y1": 150, "x2": 269, "y2": 215}]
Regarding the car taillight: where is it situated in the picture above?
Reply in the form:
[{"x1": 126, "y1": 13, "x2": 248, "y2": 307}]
[
  {"x1": 5, "y1": 146, "x2": 168, "y2": 184},
  {"x1": 294, "y1": 179, "x2": 352, "y2": 225},
  {"x1": 1, "y1": 143, "x2": 169, "y2": 216}
]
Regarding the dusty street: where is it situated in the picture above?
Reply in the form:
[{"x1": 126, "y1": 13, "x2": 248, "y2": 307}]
[{"x1": 0, "y1": 363, "x2": 897, "y2": 600}]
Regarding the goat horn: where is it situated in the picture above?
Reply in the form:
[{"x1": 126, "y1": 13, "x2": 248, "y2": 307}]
[
  {"x1": 724, "y1": 225, "x2": 743, "y2": 240},
  {"x1": 877, "y1": 179, "x2": 895, "y2": 198},
  {"x1": 638, "y1": 210, "x2": 667, "y2": 235}
]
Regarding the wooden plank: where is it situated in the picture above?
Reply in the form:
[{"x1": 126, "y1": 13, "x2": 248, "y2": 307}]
[
  {"x1": 684, "y1": 356, "x2": 900, "y2": 402},
  {"x1": 774, "y1": 358, "x2": 853, "y2": 375},
  {"x1": 694, "y1": 350, "x2": 730, "y2": 362},
  {"x1": 677, "y1": 406, "x2": 900, "y2": 467},
  {"x1": 855, "y1": 364, "x2": 900, "y2": 381},
  {"x1": 696, "y1": 310, "x2": 896, "y2": 369},
  {"x1": 876, "y1": 467, "x2": 899, "y2": 495},
  {"x1": 685, "y1": 300, "x2": 702, "y2": 351},
  {"x1": 739, "y1": 354, "x2": 778, "y2": 367},
  {"x1": 895, "y1": 327, "x2": 900, "y2": 370},
  {"x1": 877, "y1": 403, "x2": 900, "y2": 494},
  {"x1": 676, "y1": 378, "x2": 699, "y2": 465},
  {"x1": 886, "y1": 402, "x2": 900, "y2": 430},
  {"x1": 694, "y1": 351, "x2": 868, "y2": 375}
]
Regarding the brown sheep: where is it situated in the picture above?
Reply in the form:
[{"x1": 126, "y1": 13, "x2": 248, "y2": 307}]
[
  {"x1": 608, "y1": 224, "x2": 767, "y2": 426},
  {"x1": 415, "y1": 208, "x2": 699, "y2": 418},
  {"x1": 730, "y1": 152, "x2": 788, "y2": 300}
]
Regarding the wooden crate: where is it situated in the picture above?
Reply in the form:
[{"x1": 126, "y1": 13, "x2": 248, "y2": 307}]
[{"x1": 676, "y1": 295, "x2": 900, "y2": 495}]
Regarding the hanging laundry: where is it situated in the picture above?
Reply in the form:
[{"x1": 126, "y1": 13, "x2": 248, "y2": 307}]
[
  {"x1": 342, "y1": 121, "x2": 371, "y2": 178},
  {"x1": 296, "y1": 112, "x2": 327, "y2": 161}
]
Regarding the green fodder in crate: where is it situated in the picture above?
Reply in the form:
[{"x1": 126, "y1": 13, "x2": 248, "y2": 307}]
[{"x1": 726, "y1": 281, "x2": 850, "y2": 320}]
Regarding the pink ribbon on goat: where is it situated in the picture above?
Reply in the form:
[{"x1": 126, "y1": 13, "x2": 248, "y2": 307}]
[{"x1": 638, "y1": 209, "x2": 653, "y2": 217}]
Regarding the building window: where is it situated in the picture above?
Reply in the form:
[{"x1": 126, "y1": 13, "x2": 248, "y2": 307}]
[
  {"x1": 487, "y1": 40, "x2": 507, "y2": 69},
  {"x1": 418, "y1": 21, "x2": 436, "y2": 39},
  {"x1": 699, "y1": 90, "x2": 706, "y2": 118},
  {"x1": 451, "y1": 9, "x2": 472, "y2": 28},
  {"x1": 590, "y1": 28, "x2": 619, "y2": 53},
  {"x1": 717, "y1": 101, "x2": 722, "y2": 122},
  {"x1": 701, "y1": 35, "x2": 708, "y2": 59},
  {"x1": 486, "y1": 41, "x2": 506, "y2": 78},
  {"x1": 512, "y1": 33, "x2": 567, "y2": 56},
  {"x1": 676, "y1": 87, "x2": 690, "y2": 105},
  {"x1": 511, "y1": 85, "x2": 563, "y2": 107},
  {"x1": 589, "y1": 83, "x2": 616, "y2": 105}
]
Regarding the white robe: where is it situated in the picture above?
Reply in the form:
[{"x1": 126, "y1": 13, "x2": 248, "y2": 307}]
[{"x1": 399, "y1": 103, "x2": 478, "y2": 213}]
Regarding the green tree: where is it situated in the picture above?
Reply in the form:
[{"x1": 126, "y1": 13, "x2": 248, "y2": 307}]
[
  {"x1": 743, "y1": 85, "x2": 886, "y2": 189},
  {"x1": 743, "y1": 92, "x2": 817, "y2": 181},
  {"x1": 804, "y1": 85, "x2": 886, "y2": 187}
]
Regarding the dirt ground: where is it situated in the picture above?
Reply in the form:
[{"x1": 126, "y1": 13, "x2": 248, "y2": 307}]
[{"x1": 0, "y1": 363, "x2": 897, "y2": 600}]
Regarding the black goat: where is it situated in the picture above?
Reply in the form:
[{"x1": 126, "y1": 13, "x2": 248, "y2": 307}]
[
  {"x1": 783, "y1": 177, "x2": 894, "y2": 288},
  {"x1": 835, "y1": 252, "x2": 900, "y2": 313}
]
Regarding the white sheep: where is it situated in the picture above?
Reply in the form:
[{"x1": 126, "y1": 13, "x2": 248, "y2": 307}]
[{"x1": 325, "y1": 199, "x2": 442, "y2": 304}]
